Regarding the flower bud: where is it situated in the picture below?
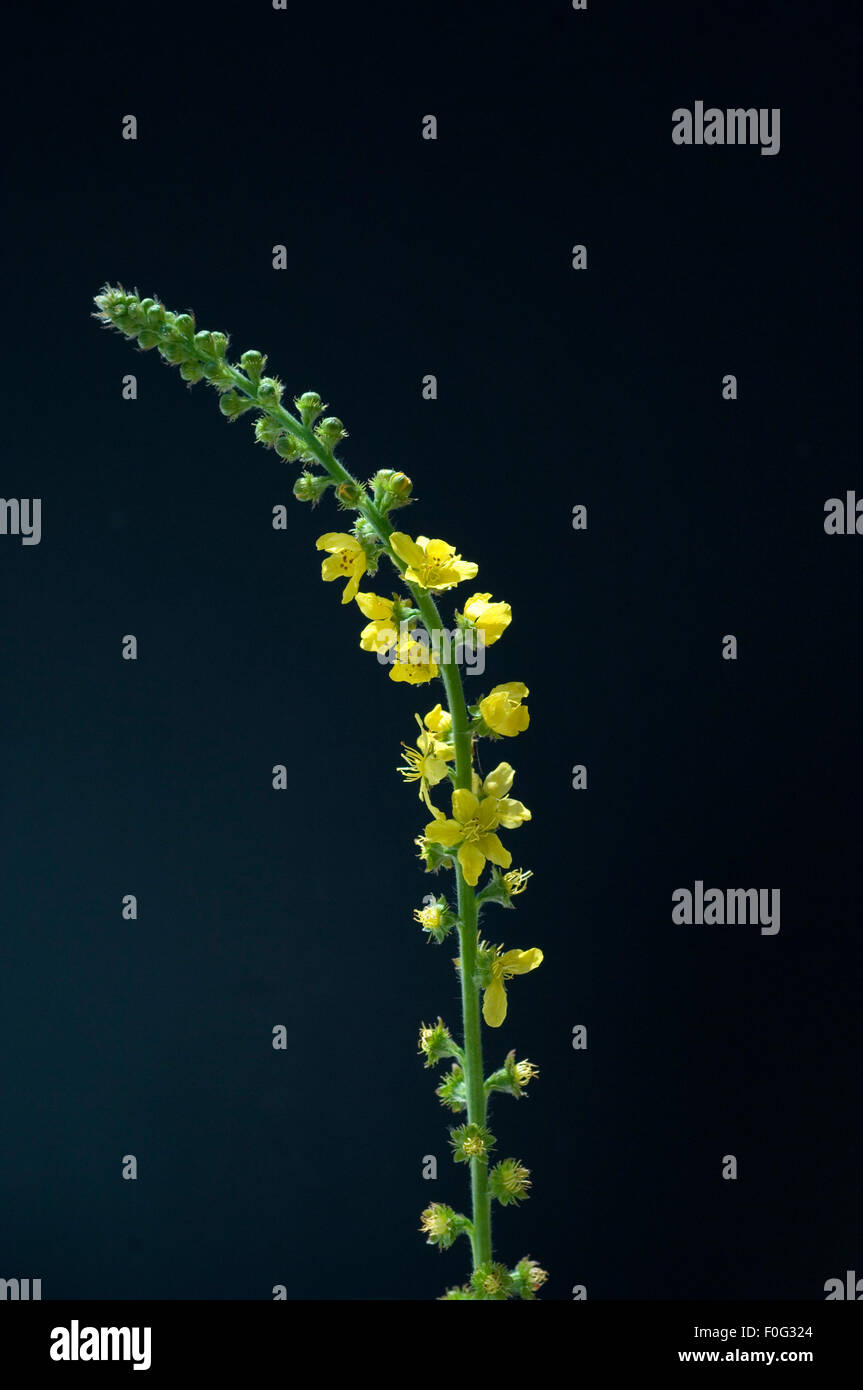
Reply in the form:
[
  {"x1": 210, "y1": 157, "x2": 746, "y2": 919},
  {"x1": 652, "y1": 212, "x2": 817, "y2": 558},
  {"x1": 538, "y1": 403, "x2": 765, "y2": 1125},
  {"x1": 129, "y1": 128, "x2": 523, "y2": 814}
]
[
  {"x1": 274, "y1": 433, "x2": 300, "y2": 462},
  {"x1": 201, "y1": 361, "x2": 234, "y2": 390},
  {"x1": 254, "y1": 416, "x2": 282, "y2": 447},
  {"x1": 146, "y1": 302, "x2": 166, "y2": 327},
  {"x1": 336, "y1": 480, "x2": 362, "y2": 507},
  {"x1": 240, "y1": 350, "x2": 266, "y2": 385},
  {"x1": 173, "y1": 313, "x2": 195, "y2": 339},
  {"x1": 193, "y1": 330, "x2": 227, "y2": 359},
  {"x1": 159, "y1": 339, "x2": 193, "y2": 365},
  {"x1": 219, "y1": 391, "x2": 250, "y2": 419},
  {"x1": 257, "y1": 377, "x2": 283, "y2": 407},
  {"x1": 138, "y1": 298, "x2": 155, "y2": 315},
  {"x1": 293, "y1": 473, "x2": 331, "y2": 503},
  {"x1": 390, "y1": 471, "x2": 412, "y2": 498},
  {"x1": 137, "y1": 328, "x2": 160, "y2": 350},
  {"x1": 293, "y1": 391, "x2": 324, "y2": 426},
  {"x1": 180, "y1": 360, "x2": 206, "y2": 382},
  {"x1": 314, "y1": 416, "x2": 348, "y2": 449}
]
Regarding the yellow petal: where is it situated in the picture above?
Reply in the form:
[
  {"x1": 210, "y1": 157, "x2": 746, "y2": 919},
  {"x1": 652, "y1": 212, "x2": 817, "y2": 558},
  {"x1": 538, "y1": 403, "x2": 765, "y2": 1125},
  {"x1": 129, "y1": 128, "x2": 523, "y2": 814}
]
[
  {"x1": 477, "y1": 832, "x2": 511, "y2": 869},
  {"x1": 316, "y1": 531, "x2": 358, "y2": 553},
  {"x1": 423, "y1": 818, "x2": 463, "y2": 846},
  {"x1": 425, "y1": 538, "x2": 456, "y2": 565},
  {"x1": 482, "y1": 762, "x2": 515, "y2": 799},
  {"x1": 452, "y1": 787, "x2": 479, "y2": 825},
  {"x1": 355, "y1": 592, "x2": 394, "y2": 620},
  {"x1": 500, "y1": 947, "x2": 543, "y2": 976},
  {"x1": 389, "y1": 532, "x2": 426, "y2": 569},
  {"x1": 483, "y1": 977, "x2": 508, "y2": 1028},
  {"x1": 496, "y1": 797, "x2": 531, "y2": 828},
  {"x1": 458, "y1": 840, "x2": 485, "y2": 887}
]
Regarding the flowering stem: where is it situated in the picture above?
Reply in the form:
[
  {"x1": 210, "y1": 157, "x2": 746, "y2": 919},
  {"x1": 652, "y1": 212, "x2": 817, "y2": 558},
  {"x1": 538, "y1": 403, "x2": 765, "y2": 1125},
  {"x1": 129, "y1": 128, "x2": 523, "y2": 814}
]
[{"x1": 227, "y1": 370, "x2": 495, "y2": 1270}]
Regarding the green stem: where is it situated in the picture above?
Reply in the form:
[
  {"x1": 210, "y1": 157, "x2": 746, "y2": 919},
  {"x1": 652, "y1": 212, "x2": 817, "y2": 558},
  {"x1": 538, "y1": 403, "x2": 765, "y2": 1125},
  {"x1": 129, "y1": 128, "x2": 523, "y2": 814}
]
[{"x1": 229, "y1": 369, "x2": 492, "y2": 1270}]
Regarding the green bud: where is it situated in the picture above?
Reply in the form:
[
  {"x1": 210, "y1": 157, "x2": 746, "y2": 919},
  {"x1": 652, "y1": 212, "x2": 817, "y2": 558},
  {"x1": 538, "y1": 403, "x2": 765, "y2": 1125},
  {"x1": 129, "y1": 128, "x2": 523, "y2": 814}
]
[
  {"x1": 138, "y1": 298, "x2": 155, "y2": 315},
  {"x1": 274, "y1": 433, "x2": 300, "y2": 462},
  {"x1": 254, "y1": 416, "x2": 282, "y2": 447},
  {"x1": 335, "y1": 480, "x2": 363, "y2": 508},
  {"x1": 201, "y1": 361, "x2": 234, "y2": 390},
  {"x1": 239, "y1": 350, "x2": 266, "y2": 384},
  {"x1": 293, "y1": 391, "x2": 325, "y2": 426},
  {"x1": 173, "y1": 313, "x2": 195, "y2": 339},
  {"x1": 158, "y1": 339, "x2": 192, "y2": 365},
  {"x1": 194, "y1": 330, "x2": 215, "y2": 357},
  {"x1": 137, "y1": 329, "x2": 160, "y2": 350},
  {"x1": 314, "y1": 416, "x2": 348, "y2": 449},
  {"x1": 219, "y1": 391, "x2": 250, "y2": 419},
  {"x1": 180, "y1": 360, "x2": 206, "y2": 382},
  {"x1": 257, "y1": 377, "x2": 284, "y2": 407},
  {"x1": 146, "y1": 303, "x2": 166, "y2": 327},
  {"x1": 293, "y1": 473, "x2": 332, "y2": 503}
]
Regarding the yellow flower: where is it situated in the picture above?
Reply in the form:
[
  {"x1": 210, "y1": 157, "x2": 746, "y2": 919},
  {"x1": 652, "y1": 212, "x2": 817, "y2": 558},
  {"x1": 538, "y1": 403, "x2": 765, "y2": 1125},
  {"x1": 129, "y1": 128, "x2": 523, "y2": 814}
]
[
  {"x1": 479, "y1": 681, "x2": 530, "y2": 737},
  {"x1": 460, "y1": 592, "x2": 512, "y2": 645},
  {"x1": 483, "y1": 947, "x2": 544, "y2": 1027},
  {"x1": 354, "y1": 591, "x2": 400, "y2": 654},
  {"x1": 424, "y1": 703, "x2": 451, "y2": 736},
  {"x1": 422, "y1": 765, "x2": 530, "y2": 887},
  {"x1": 315, "y1": 532, "x2": 367, "y2": 604},
  {"x1": 399, "y1": 715, "x2": 455, "y2": 811},
  {"x1": 389, "y1": 532, "x2": 478, "y2": 591},
  {"x1": 478, "y1": 762, "x2": 532, "y2": 827},
  {"x1": 389, "y1": 632, "x2": 438, "y2": 684}
]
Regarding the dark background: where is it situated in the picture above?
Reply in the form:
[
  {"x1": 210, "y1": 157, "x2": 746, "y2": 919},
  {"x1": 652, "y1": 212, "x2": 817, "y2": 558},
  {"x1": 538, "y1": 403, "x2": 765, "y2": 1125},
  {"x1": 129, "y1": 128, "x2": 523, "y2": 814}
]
[{"x1": 2, "y1": 0, "x2": 860, "y2": 1300}]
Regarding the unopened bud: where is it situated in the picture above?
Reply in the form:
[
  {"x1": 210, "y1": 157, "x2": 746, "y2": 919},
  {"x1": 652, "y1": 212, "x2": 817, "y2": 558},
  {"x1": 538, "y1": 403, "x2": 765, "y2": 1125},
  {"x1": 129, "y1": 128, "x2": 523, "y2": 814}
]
[
  {"x1": 294, "y1": 391, "x2": 325, "y2": 426},
  {"x1": 219, "y1": 391, "x2": 249, "y2": 419},
  {"x1": 336, "y1": 480, "x2": 362, "y2": 507},
  {"x1": 275, "y1": 434, "x2": 300, "y2": 461},
  {"x1": 293, "y1": 473, "x2": 332, "y2": 503},
  {"x1": 180, "y1": 360, "x2": 206, "y2": 382},
  {"x1": 315, "y1": 416, "x2": 348, "y2": 449},
  {"x1": 257, "y1": 377, "x2": 283, "y2": 407},
  {"x1": 173, "y1": 313, "x2": 195, "y2": 339},
  {"x1": 254, "y1": 417, "x2": 282, "y2": 446},
  {"x1": 240, "y1": 350, "x2": 266, "y2": 384}
]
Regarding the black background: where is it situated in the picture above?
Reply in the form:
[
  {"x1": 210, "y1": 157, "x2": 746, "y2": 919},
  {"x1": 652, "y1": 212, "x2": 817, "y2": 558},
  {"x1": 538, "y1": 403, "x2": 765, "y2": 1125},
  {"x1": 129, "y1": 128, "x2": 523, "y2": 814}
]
[{"x1": 2, "y1": 0, "x2": 860, "y2": 1300}]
